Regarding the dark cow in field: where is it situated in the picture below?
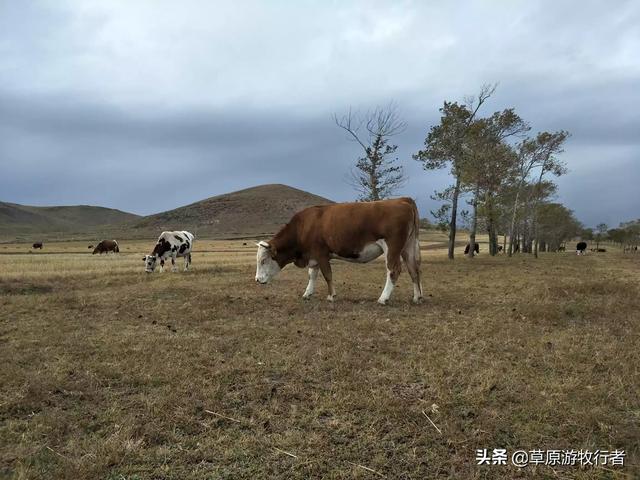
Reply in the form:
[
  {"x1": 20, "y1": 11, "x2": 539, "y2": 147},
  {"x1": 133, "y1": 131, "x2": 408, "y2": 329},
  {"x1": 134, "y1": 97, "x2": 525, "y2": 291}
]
[
  {"x1": 32, "y1": 242, "x2": 43, "y2": 249},
  {"x1": 143, "y1": 231, "x2": 194, "y2": 273},
  {"x1": 255, "y1": 197, "x2": 423, "y2": 305},
  {"x1": 93, "y1": 240, "x2": 119, "y2": 254},
  {"x1": 88, "y1": 245, "x2": 93, "y2": 249},
  {"x1": 557, "y1": 245, "x2": 566, "y2": 252},
  {"x1": 497, "y1": 245, "x2": 503, "y2": 253},
  {"x1": 576, "y1": 241, "x2": 587, "y2": 255},
  {"x1": 464, "y1": 243, "x2": 480, "y2": 255},
  {"x1": 591, "y1": 248, "x2": 607, "y2": 252}
]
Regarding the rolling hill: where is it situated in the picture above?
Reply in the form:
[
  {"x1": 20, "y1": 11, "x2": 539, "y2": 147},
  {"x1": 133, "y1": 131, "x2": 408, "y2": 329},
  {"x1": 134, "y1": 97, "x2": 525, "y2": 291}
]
[
  {"x1": 132, "y1": 184, "x2": 334, "y2": 238},
  {"x1": 0, "y1": 184, "x2": 335, "y2": 241},
  {"x1": 0, "y1": 202, "x2": 140, "y2": 240}
]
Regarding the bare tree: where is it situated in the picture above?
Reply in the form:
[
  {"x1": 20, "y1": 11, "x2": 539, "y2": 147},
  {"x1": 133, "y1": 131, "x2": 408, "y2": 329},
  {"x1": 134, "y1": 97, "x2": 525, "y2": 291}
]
[{"x1": 335, "y1": 103, "x2": 407, "y2": 201}]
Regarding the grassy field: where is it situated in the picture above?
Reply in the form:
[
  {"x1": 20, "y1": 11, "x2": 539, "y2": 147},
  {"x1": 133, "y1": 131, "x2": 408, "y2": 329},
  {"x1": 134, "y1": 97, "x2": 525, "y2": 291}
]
[{"x1": 1, "y1": 233, "x2": 638, "y2": 479}]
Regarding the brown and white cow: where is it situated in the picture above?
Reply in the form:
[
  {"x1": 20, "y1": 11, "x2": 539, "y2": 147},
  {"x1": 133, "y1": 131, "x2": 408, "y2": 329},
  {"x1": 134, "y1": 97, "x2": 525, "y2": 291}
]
[
  {"x1": 255, "y1": 197, "x2": 423, "y2": 304},
  {"x1": 93, "y1": 239, "x2": 119, "y2": 254}
]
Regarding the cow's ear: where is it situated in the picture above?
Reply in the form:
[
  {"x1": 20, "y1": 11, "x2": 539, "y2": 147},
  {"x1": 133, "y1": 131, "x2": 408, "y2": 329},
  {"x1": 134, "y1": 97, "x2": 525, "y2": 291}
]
[{"x1": 142, "y1": 256, "x2": 146, "y2": 261}]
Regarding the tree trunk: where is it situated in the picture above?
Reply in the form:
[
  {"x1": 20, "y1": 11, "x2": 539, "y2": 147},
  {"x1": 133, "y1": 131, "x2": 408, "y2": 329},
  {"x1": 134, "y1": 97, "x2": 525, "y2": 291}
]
[
  {"x1": 521, "y1": 219, "x2": 529, "y2": 253},
  {"x1": 531, "y1": 170, "x2": 545, "y2": 259},
  {"x1": 485, "y1": 193, "x2": 497, "y2": 256},
  {"x1": 508, "y1": 188, "x2": 521, "y2": 257},
  {"x1": 467, "y1": 183, "x2": 480, "y2": 258},
  {"x1": 448, "y1": 177, "x2": 461, "y2": 260},
  {"x1": 487, "y1": 223, "x2": 497, "y2": 256}
]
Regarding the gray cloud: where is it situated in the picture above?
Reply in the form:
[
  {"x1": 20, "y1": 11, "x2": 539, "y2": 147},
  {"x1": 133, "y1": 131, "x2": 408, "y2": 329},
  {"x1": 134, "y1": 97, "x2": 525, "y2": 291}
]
[{"x1": 1, "y1": 0, "x2": 638, "y2": 227}]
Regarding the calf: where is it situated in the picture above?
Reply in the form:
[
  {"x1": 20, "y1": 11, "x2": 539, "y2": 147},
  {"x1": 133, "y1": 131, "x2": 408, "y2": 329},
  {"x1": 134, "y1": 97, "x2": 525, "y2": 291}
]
[
  {"x1": 464, "y1": 243, "x2": 480, "y2": 255},
  {"x1": 576, "y1": 241, "x2": 587, "y2": 255},
  {"x1": 32, "y1": 242, "x2": 43, "y2": 249},
  {"x1": 93, "y1": 240, "x2": 119, "y2": 254},
  {"x1": 255, "y1": 198, "x2": 422, "y2": 304},
  {"x1": 143, "y1": 231, "x2": 194, "y2": 273}
]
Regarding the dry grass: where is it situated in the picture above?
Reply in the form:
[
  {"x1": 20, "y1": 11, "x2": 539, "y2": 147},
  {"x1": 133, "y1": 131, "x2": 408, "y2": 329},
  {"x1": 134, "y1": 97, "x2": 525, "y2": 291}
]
[{"x1": 0, "y1": 234, "x2": 638, "y2": 479}]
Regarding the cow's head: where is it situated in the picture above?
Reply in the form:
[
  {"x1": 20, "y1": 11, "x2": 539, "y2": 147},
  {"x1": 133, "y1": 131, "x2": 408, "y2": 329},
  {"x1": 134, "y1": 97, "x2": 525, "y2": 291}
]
[
  {"x1": 143, "y1": 255, "x2": 157, "y2": 273},
  {"x1": 255, "y1": 241, "x2": 281, "y2": 284}
]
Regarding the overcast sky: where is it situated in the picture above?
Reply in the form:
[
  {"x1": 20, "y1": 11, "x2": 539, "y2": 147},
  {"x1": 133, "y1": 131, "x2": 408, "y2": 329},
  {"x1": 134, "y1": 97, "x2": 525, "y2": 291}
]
[{"x1": 1, "y1": 0, "x2": 638, "y2": 227}]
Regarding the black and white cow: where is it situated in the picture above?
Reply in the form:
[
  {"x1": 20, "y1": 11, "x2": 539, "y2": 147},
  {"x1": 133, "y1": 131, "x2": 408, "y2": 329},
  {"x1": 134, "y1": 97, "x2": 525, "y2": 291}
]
[
  {"x1": 143, "y1": 231, "x2": 194, "y2": 273},
  {"x1": 576, "y1": 241, "x2": 587, "y2": 255}
]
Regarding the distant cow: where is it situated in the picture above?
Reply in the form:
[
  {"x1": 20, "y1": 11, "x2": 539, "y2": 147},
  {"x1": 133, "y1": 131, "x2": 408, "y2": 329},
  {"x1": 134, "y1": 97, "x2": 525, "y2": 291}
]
[
  {"x1": 591, "y1": 248, "x2": 606, "y2": 253},
  {"x1": 576, "y1": 242, "x2": 587, "y2": 255},
  {"x1": 88, "y1": 245, "x2": 93, "y2": 249},
  {"x1": 32, "y1": 242, "x2": 43, "y2": 249},
  {"x1": 557, "y1": 245, "x2": 566, "y2": 252},
  {"x1": 255, "y1": 198, "x2": 422, "y2": 305},
  {"x1": 497, "y1": 245, "x2": 503, "y2": 253},
  {"x1": 464, "y1": 243, "x2": 480, "y2": 255},
  {"x1": 143, "y1": 231, "x2": 194, "y2": 273},
  {"x1": 93, "y1": 240, "x2": 119, "y2": 254}
]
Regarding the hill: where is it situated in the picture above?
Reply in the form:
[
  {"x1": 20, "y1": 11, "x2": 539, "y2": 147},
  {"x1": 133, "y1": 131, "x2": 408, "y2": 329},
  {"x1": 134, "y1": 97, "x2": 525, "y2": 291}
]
[
  {"x1": 0, "y1": 202, "x2": 140, "y2": 240},
  {"x1": 132, "y1": 184, "x2": 334, "y2": 238}
]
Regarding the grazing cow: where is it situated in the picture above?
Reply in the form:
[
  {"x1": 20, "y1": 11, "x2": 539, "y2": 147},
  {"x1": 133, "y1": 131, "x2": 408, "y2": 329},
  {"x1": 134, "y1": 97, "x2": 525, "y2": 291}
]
[
  {"x1": 576, "y1": 241, "x2": 587, "y2": 255},
  {"x1": 557, "y1": 245, "x2": 566, "y2": 252},
  {"x1": 497, "y1": 245, "x2": 503, "y2": 253},
  {"x1": 143, "y1": 231, "x2": 194, "y2": 273},
  {"x1": 93, "y1": 240, "x2": 119, "y2": 254},
  {"x1": 464, "y1": 243, "x2": 480, "y2": 255},
  {"x1": 255, "y1": 198, "x2": 423, "y2": 305},
  {"x1": 32, "y1": 242, "x2": 43, "y2": 249}
]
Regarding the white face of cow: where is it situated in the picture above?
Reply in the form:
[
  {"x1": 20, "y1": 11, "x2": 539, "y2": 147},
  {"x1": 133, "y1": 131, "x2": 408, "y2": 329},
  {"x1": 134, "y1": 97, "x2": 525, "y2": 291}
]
[
  {"x1": 255, "y1": 241, "x2": 281, "y2": 284},
  {"x1": 143, "y1": 255, "x2": 157, "y2": 273}
]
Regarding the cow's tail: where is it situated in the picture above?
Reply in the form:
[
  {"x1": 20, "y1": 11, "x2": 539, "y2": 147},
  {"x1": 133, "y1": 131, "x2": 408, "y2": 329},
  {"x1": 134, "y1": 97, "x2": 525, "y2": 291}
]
[{"x1": 405, "y1": 197, "x2": 421, "y2": 263}]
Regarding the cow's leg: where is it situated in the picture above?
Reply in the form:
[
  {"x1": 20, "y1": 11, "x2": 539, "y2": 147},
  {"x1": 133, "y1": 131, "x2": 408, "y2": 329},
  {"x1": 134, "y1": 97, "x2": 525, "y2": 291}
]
[
  {"x1": 171, "y1": 255, "x2": 178, "y2": 272},
  {"x1": 160, "y1": 259, "x2": 165, "y2": 272},
  {"x1": 184, "y1": 253, "x2": 191, "y2": 271},
  {"x1": 379, "y1": 241, "x2": 402, "y2": 305},
  {"x1": 401, "y1": 238, "x2": 423, "y2": 304},
  {"x1": 318, "y1": 258, "x2": 336, "y2": 301},
  {"x1": 302, "y1": 266, "x2": 319, "y2": 299}
]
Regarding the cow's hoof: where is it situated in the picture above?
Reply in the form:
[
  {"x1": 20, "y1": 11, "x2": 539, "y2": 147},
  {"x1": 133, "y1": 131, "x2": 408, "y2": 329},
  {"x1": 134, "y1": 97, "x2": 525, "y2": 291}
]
[
  {"x1": 326, "y1": 295, "x2": 336, "y2": 302},
  {"x1": 302, "y1": 294, "x2": 313, "y2": 300},
  {"x1": 412, "y1": 296, "x2": 424, "y2": 304},
  {"x1": 377, "y1": 298, "x2": 388, "y2": 305}
]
